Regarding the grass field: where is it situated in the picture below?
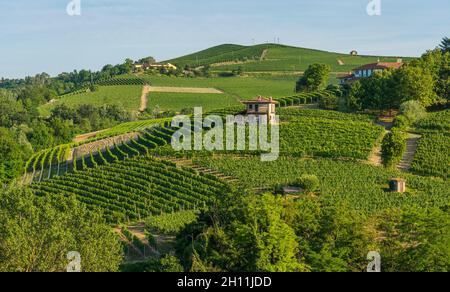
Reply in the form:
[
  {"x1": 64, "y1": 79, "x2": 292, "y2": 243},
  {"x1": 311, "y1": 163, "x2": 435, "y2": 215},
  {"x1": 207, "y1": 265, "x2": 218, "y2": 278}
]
[
  {"x1": 39, "y1": 85, "x2": 143, "y2": 116},
  {"x1": 142, "y1": 75, "x2": 296, "y2": 100},
  {"x1": 148, "y1": 92, "x2": 239, "y2": 112}
]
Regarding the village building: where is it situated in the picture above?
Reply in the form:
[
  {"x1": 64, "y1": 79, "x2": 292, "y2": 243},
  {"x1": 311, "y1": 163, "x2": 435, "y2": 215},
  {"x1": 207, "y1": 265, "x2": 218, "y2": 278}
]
[
  {"x1": 242, "y1": 96, "x2": 278, "y2": 124},
  {"x1": 338, "y1": 60, "x2": 403, "y2": 85},
  {"x1": 133, "y1": 62, "x2": 178, "y2": 72}
]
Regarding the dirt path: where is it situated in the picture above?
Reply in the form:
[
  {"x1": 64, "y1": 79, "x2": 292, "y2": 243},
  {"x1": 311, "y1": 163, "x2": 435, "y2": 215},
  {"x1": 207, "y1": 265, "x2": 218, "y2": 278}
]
[
  {"x1": 140, "y1": 85, "x2": 151, "y2": 112},
  {"x1": 368, "y1": 131, "x2": 388, "y2": 167},
  {"x1": 260, "y1": 49, "x2": 269, "y2": 61},
  {"x1": 397, "y1": 133, "x2": 422, "y2": 171},
  {"x1": 73, "y1": 129, "x2": 109, "y2": 143}
]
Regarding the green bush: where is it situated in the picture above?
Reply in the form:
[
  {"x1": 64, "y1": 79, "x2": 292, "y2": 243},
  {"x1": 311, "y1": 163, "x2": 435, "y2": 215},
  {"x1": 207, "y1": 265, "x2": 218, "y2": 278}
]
[
  {"x1": 400, "y1": 100, "x2": 427, "y2": 123},
  {"x1": 295, "y1": 174, "x2": 320, "y2": 192},
  {"x1": 381, "y1": 129, "x2": 407, "y2": 168},
  {"x1": 394, "y1": 115, "x2": 410, "y2": 130}
]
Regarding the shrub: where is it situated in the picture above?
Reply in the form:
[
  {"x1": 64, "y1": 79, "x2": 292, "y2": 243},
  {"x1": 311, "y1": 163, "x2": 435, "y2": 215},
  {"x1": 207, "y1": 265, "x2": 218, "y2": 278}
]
[
  {"x1": 394, "y1": 115, "x2": 410, "y2": 130},
  {"x1": 319, "y1": 93, "x2": 338, "y2": 110},
  {"x1": 295, "y1": 174, "x2": 320, "y2": 192},
  {"x1": 400, "y1": 100, "x2": 427, "y2": 123},
  {"x1": 381, "y1": 129, "x2": 407, "y2": 168}
]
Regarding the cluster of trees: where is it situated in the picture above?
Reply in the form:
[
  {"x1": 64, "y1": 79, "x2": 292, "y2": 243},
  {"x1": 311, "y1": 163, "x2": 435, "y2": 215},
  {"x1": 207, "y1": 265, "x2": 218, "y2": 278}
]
[
  {"x1": 0, "y1": 188, "x2": 123, "y2": 272},
  {"x1": 0, "y1": 87, "x2": 132, "y2": 185},
  {"x1": 175, "y1": 192, "x2": 449, "y2": 272},
  {"x1": 296, "y1": 64, "x2": 331, "y2": 93},
  {"x1": 346, "y1": 39, "x2": 449, "y2": 112},
  {"x1": 0, "y1": 59, "x2": 138, "y2": 95}
]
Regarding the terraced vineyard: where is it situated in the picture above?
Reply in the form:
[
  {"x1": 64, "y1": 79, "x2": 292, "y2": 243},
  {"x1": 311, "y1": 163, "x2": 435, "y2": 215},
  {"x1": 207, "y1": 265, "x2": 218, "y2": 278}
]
[
  {"x1": 278, "y1": 108, "x2": 374, "y2": 122},
  {"x1": 411, "y1": 133, "x2": 450, "y2": 179},
  {"x1": 164, "y1": 44, "x2": 268, "y2": 68},
  {"x1": 32, "y1": 156, "x2": 226, "y2": 223},
  {"x1": 194, "y1": 155, "x2": 450, "y2": 213}
]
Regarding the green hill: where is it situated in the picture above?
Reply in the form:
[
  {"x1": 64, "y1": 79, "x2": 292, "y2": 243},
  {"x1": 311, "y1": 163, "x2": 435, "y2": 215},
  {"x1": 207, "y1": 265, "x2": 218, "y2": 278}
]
[{"x1": 165, "y1": 43, "x2": 412, "y2": 73}]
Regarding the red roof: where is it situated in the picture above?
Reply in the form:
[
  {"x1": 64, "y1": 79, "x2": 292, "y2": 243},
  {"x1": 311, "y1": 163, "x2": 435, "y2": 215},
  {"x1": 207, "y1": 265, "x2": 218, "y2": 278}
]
[
  {"x1": 242, "y1": 96, "x2": 278, "y2": 104},
  {"x1": 353, "y1": 62, "x2": 403, "y2": 71}
]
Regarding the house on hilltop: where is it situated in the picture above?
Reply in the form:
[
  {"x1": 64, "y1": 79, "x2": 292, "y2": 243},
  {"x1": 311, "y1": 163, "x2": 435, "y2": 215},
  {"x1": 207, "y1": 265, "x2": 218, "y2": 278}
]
[
  {"x1": 133, "y1": 62, "x2": 177, "y2": 72},
  {"x1": 338, "y1": 60, "x2": 403, "y2": 85},
  {"x1": 242, "y1": 96, "x2": 278, "y2": 124}
]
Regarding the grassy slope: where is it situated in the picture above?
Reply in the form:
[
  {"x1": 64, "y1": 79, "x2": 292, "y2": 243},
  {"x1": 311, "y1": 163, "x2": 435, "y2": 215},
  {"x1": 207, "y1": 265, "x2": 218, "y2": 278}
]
[
  {"x1": 39, "y1": 85, "x2": 143, "y2": 117},
  {"x1": 145, "y1": 75, "x2": 296, "y2": 100},
  {"x1": 165, "y1": 43, "x2": 411, "y2": 73},
  {"x1": 148, "y1": 92, "x2": 238, "y2": 112}
]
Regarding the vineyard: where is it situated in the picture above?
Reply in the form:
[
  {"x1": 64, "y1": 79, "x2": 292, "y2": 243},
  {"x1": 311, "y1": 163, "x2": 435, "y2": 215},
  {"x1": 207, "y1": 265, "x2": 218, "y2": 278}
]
[
  {"x1": 32, "y1": 155, "x2": 227, "y2": 223},
  {"x1": 146, "y1": 210, "x2": 199, "y2": 234},
  {"x1": 414, "y1": 110, "x2": 450, "y2": 133},
  {"x1": 209, "y1": 44, "x2": 410, "y2": 73},
  {"x1": 194, "y1": 155, "x2": 450, "y2": 213},
  {"x1": 278, "y1": 108, "x2": 374, "y2": 122},
  {"x1": 410, "y1": 133, "x2": 450, "y2": 179},
  {"x1": 279, "y1": 115, "x2": 384, "y2": 159},
  {"x1": 164, "y1": 43, "x2": 269, "y2": 68},
  {"x1": 274, "y1": 90, "x2": 340, "y2": 108}
]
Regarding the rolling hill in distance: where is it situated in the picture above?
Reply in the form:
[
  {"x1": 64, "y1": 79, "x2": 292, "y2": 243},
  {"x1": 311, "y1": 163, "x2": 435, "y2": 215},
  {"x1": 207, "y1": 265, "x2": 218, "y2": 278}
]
[{"x1": 163, "y1": 43, "x2": 412, "y2": 73}]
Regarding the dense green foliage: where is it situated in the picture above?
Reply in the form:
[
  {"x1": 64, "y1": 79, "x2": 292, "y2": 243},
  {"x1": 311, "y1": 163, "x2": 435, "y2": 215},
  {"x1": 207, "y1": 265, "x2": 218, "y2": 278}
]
[
  {"x1": 177, "y1": 190, "x2": 448, "y2": 272},
  {"x1": 381, "y1": 129, "x2": 407, "y2": 168},
  {"x1": 146, "y1": 210, "x2": 199, "y2": 234},
  {"x1": 378, "y1": 206, "x2": 450, "y2": 272},
  {"x1": 0, "y1": 188, "x2": 123, "y2": 272},
  {"x1": 0, "y1": 128, "x2": 32, "y2": 185},
  {"x1": 296, "y1": 64, "x2": 331, "y2": 92}
]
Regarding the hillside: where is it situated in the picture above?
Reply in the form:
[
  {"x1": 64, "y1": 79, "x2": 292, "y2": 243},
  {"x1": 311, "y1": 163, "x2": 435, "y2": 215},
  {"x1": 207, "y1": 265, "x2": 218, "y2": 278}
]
[{"x1": 164, "y1": 43, "x2": 411, "y2": 73}]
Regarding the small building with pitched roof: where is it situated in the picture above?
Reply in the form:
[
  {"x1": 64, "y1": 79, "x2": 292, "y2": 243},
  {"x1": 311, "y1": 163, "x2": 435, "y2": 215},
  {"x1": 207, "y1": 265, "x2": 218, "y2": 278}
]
[{"x1": 242, "y1": 96, "x2": 278, "y2": 124}]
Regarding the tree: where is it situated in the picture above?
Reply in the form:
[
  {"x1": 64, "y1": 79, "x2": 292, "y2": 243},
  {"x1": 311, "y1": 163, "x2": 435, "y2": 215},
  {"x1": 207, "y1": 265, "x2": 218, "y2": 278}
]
[
  {"x1": 440, "y1": 37, "x2": 450, "y2": 54},
  {"x1": 381, "y1": 129, "x2": 407, "y2": 168},
  {"x1": 0, "y1": 128, "x2": 30, "y2": 185},
  {"x1": 296, "y1": 64, "x2": 331, "y2": 92},
  {"x1": 179, "y1": 193, "x2": 307, "y2": 272},
  {"x1": 379, "y1": 206, "x2": 450, "y2": 272},
  {"x1": 399, "y1": 100, "x2": 427, "y2": 123},
  {"x1": 390, "y1": 66, "x2": 438, "y2": 107},
  {"x1": 139, "y1": 56, "x2": 156, "y2": 64},
  {"x1": 0, "y1": 188, "x2": 123, "y2": 272}
]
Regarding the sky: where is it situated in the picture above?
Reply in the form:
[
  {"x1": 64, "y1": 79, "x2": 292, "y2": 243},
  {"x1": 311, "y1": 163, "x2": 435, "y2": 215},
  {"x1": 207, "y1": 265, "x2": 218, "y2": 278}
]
[{"x1": 0, "y1": 0, "x2": 449, "y2": 78}]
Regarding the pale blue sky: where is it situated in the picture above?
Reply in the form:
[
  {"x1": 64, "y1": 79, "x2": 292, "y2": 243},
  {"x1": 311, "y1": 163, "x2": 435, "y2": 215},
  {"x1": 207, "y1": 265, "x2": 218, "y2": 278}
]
[{"x1": 0, "y1": 0, "x2": 448, "y2": 78}]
